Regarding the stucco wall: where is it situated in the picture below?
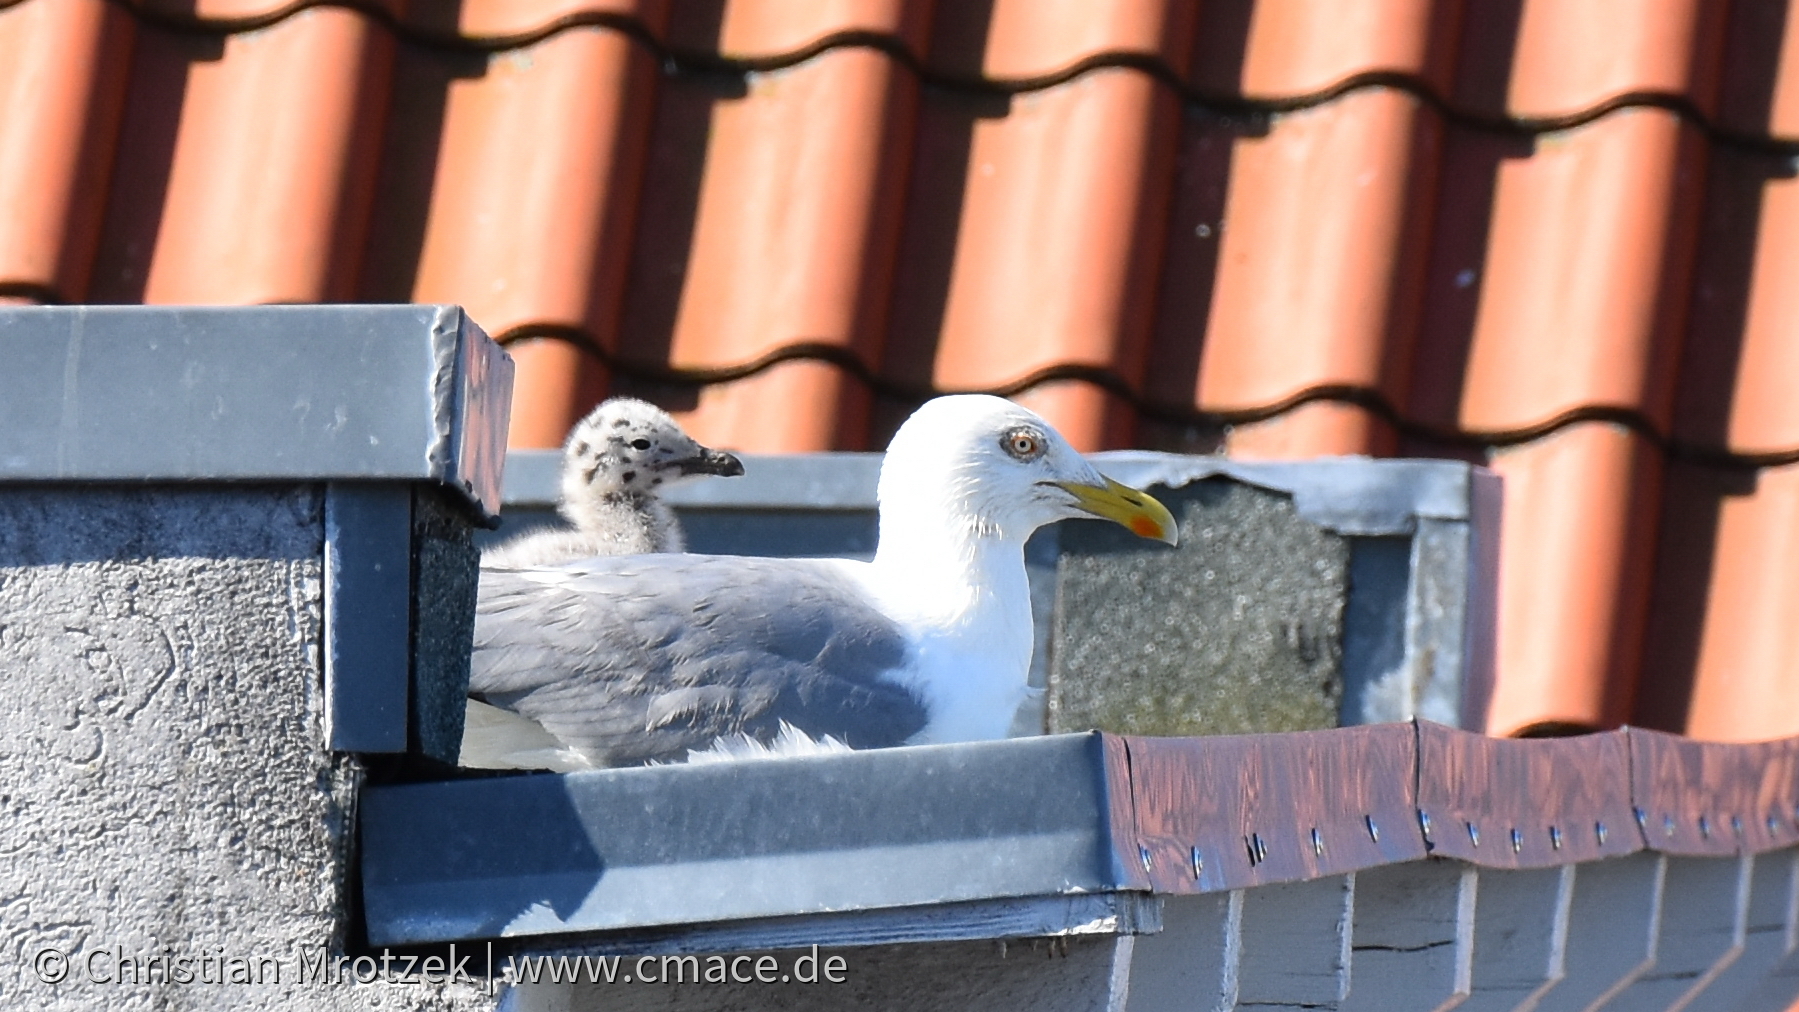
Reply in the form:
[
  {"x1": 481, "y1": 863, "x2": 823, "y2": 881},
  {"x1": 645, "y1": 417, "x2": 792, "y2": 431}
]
[{"x1": 0, "y1": 486, "x2": 489, "y2": 1010}]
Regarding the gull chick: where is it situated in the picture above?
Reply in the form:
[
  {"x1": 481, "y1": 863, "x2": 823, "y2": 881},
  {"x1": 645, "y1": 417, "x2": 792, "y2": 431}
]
[
  {"x1": 483, "y1": 398, "x2": 744, "y2": 568},
  {"x1": 467, "y1": 394, "x2": 1178, "y2": 770}
]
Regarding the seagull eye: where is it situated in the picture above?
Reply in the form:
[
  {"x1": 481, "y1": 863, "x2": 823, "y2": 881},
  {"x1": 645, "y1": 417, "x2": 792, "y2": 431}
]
[
  {"x1": 1001, "y1": 428, "x2": 1046, "y2": 462},
  {"x1": 630, "y1": 439, "x2": 652, "y2": 450}
]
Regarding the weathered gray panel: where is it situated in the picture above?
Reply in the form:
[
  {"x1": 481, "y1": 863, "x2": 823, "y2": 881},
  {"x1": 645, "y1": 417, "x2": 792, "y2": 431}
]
[
  {"x1": 1231, "y1": 874, "x2": 1355, "y2": 1009},
  {"x1": 1405, "y1": 519, "x2": 1474, "y2": 726},
  {"x1": 0, "y1": 305, "x2": 511, "y2": 518},
  {"x1": 323, "y1": 484, "x2": 481, "y2": 762},
  {"x1": 1087, "y1": 453, "x2": 1487, "y2": 534},
  {"x1": 1533, "y1": 854, "x2": 1664, "y2": 1012},
  {"x1": 1340, "y1": 536, "x2": 1412, "y2": 726},
  {"x1": 1050, "y1": 479, "x2": 1350, "y2": 737},
  {"x1": 1125, "y1": 893, "x2": 1234, "y2": 1012},
  {"x1": 1459, "y1": 470, "x2": 1501, "y2": 731},
  {"x1": 324, "y1": 483, "x2": 412, "y2": 754},
  {"x1": 1595, "y1": 856, "x2": 1746, "y2": 1011},
  {"x1": 1339, "y1": 861, "x2": 1474, "y2": 1011},
  {"x1": 1684, "y1": 851, "x2": 1796, "y2": 1012},
  {"x1": 488, "y1": 893, "x2": 1159, "y2": 961},
  {"x1": 1457, "y1": 865, "x2": 1573, "y2": 1012}
]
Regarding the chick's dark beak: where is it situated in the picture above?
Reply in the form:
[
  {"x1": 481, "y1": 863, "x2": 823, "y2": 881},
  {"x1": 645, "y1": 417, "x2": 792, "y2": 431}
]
[{"x1": 681, "y1": 447, "x2": 745, "y2": 477}]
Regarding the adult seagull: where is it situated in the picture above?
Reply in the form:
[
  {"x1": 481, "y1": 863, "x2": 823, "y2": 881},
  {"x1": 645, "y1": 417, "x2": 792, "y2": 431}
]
[{"x1": 463, "y1": 394, "x2": 1177, "y2": 770}]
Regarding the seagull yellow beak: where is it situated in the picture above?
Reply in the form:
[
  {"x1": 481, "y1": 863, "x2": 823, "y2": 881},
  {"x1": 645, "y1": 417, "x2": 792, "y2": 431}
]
[{"x1": 1053, "y1": 476, "x2": 1179, "y2": 546}]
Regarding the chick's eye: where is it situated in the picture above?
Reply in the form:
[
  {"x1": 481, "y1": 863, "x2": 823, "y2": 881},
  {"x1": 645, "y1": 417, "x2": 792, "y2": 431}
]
[
  {"x1": 1001, "y1": 429, "x2": 1045, "y2": 461},
  {"x1": 630, "y1": 439, "x2": 652, "y2": 450}
]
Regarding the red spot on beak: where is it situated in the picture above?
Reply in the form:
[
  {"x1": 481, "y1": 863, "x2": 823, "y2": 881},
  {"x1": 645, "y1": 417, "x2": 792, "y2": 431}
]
[{"x1": 1130, "y1": 516, "x2": 1163, "y2": 540}]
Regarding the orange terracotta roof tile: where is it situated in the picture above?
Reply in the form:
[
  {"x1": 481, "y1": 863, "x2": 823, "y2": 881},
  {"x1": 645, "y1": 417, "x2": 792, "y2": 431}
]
[
  {"x1": 1680, "y1": 149, "x2": 1799, "y2": 457},
  {"x1": 927, "y1": 69, "x2": 1181, "y2": 450},
  {"x1": 1223, "y1": 401, "x2": 1397, "y2": 460},
  {"x1": 398, "y1": 28, "x2": 662, "y2": 447},
  {"x1": 712, "y1": 0, "x2": 927, "y2": 60},
  {"x1": 1675, "y1": 460, "x2": 1799, "y2": 743},
  {"x1": 140, "y1": 8, "x2": 385, "y2": 305},
  {"x1": 1483, "y1": 424, "x2": 1663, "y2": 736},
  {"x1": 1455, "y1": 0, "x2": 1729, "y2": 120},
  {"x1": 1714, "y1": 0, "x2": 1799, "y2": 141},
  {"x1": 1192, "y1": 0, "x2": 1455, "y2": 99},
  {"x1": 82, "y1": 11, "x2": 390, "y2": 305},
  {"x1": 1191, "y1": 89, "x2": 1437, "y2": 428},
  {"x1": 1417, "y1": 111, "x2": 1705, "y2": 435},
  {"x1": 976, "y1": 0, "x2": 1195, "y2": 81},
  {"x1": 874, "y1": 83, "x2": 984, "y2": 436},
  {"x1": 133, "y1": 0, "x2": 403, "y2": 22},
  {"x1": 892, "y1": 0, "x2": 1201, "y2": 441},
  {"x1": 435, "y1": 0, "x2": 652, "y2": 43},
  {"x1": 660, "y1": 47, "x2": 916, "y2": 451},
  {"x1": 0, "y1": 0, "x2": 131, "y2": 303}
]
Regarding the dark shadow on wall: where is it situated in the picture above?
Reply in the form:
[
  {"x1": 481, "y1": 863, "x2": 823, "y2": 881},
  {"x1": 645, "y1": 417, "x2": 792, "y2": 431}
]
[{"x1": 1634, "y1": 0, "x2": 1797, "y2": 733}]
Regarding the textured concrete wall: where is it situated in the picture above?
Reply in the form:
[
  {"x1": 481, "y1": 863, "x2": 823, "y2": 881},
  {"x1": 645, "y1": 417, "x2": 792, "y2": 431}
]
[
  {"x1": 0, "y1": 486, "x2": 488, "y2": 1010},
  {"x1": 1049, "y1": 479, "x2": 1350, "y2": 736}
]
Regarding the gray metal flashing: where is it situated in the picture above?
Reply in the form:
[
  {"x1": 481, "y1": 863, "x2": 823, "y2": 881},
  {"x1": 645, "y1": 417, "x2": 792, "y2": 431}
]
[
  {"x1": 1087, "y1": 452, "x2": 1485, "y2": 535},
  {"x1": 323, "y1": 483, "x2": 413, "y2": 753},
  {"x1": 486, "y1": 892, "x2": 1163, "y2": 960},
  {"x1": 0, "y1": 304, "x2": 513, "y2": 520},
  {"x1": 322, "y1": 484, "x2": 479, "y2": 761},
  {"x1": 361, "y1": 733, "x2": 1118, "y2": 947},
  {"x1": 502, "y1": 451, "x2": 1486, "y2": 536}
]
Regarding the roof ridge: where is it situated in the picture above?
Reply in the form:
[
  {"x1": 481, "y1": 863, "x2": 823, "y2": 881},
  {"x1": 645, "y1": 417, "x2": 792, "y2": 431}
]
[{"x1": 40, "y1": 0, "x2": 1799, "y2": 154}]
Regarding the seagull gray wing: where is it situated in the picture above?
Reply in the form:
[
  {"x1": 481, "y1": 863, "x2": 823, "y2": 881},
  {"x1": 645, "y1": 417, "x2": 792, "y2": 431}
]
[{"x1": 470, "y1": 554, "x2": 925, "y2": 766}]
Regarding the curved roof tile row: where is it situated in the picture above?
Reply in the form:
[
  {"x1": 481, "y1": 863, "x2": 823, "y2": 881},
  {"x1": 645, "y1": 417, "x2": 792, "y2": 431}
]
[
  {"x1": 12, "y1": 0, "x2": 1799, "y2": 144},
  {"x1": 3, "y1": 0, "x2": 1798, "y2": 744}
]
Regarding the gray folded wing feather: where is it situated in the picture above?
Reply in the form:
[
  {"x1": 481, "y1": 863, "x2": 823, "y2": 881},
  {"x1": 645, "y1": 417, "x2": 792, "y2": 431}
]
[{"x1": 471, "y1": 555, "x2": 924, "y2": 765}]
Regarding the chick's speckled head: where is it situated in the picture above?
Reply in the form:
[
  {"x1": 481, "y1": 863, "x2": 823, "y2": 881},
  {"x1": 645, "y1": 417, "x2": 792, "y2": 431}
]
[{"x1": 562, "y1": 398, "x2": 744, "y2": 501}]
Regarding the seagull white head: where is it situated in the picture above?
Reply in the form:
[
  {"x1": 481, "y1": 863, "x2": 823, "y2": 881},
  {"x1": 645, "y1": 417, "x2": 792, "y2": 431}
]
[
  {"x1": 877, "y1": 394, "x2": 1177, "y2": 549},
  {"x1": 560, "y1": 398, "x2": 744, "y2": 506}
]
